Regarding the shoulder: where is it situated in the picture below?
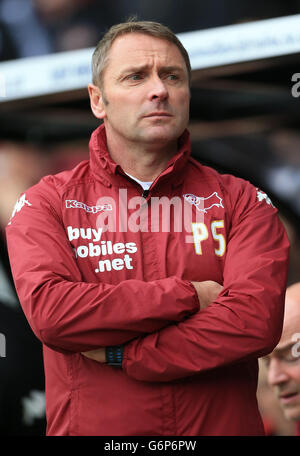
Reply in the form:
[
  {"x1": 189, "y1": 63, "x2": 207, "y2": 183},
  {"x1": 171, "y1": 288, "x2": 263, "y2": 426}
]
[
  {"x1": 187, "y1": 157, "x2": 277, "y2": 216},
  {"x1": 187, "y1": 156, "x2": 255, "y2": 195},
  {"x1": 25, "y1": 159, "x2": 90, "y2": 199},
  {"x1": 188, "y1": 156, "x2": 249, "y2": 187},
  {"x1": 7, "y1": 160, "x2": 90, "y2": 226},
  {"x1": 42, "y1": 159, "x2": 90, "y2": 192}
]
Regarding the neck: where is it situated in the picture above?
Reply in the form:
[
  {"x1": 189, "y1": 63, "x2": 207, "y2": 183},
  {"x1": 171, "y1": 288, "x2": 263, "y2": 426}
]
[{"x1": 105, "y1": 128, "x2": 178, "y2": 182}]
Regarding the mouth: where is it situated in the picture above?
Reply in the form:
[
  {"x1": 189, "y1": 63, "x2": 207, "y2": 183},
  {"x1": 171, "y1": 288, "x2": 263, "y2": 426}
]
[
  {"x1": 144, "y1": 112, "x2": 172, "y2": 118},
  {"x1": 279, "y1": 392, "x2": 299, "y2": 405}
]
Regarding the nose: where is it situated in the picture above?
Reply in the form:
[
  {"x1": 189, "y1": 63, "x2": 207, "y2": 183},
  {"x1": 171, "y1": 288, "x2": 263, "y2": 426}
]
[
  {"x1": 267, "y1": 358, "x2": 289, "y2": 388},
  {"x1": 148, "y1": 75, "x2": 169, "y2": 102}
]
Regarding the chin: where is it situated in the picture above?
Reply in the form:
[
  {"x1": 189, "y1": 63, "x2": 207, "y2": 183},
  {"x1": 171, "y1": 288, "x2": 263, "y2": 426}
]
[
  {"x1": 284, "y1": 409, "x2": 300, "y2": 422},
  {"x1": 143, "y1": 127, "x2": 184, "y2": 144}
]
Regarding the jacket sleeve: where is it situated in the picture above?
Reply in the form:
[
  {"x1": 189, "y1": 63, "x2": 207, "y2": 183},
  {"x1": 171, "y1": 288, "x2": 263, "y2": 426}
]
[
  {"x1": 122, "y1": 180, "x2": 290, "y2": 382},
  {"x1": 5, "y1": 180, "x2": 199, "y2": 353}
]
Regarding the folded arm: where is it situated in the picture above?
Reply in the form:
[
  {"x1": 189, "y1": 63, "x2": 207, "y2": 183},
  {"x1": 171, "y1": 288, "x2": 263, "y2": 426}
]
[
  {"x1": 121, "y1": 186, "x2": 289, "y2": 381},
  {"x1": 5, "y1": 183, "x2": 199, "y2": 353}
]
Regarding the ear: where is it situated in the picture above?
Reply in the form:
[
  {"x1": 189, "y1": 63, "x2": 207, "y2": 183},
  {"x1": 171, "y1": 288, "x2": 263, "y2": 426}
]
[{"x1": 88, "y1": 84, "x2": 107, "y2": 120}]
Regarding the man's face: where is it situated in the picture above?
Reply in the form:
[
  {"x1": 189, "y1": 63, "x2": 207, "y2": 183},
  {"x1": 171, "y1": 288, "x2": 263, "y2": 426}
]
[
  {"x1": 96, "y1": 33, "x2": 190, "y2": 147},
  {"x1": 265, "y1": 298, "x2": 300, "y2": 421}
]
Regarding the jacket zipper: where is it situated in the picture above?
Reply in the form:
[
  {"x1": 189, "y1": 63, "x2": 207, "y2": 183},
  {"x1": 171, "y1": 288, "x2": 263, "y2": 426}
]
[{"x1": 141, "y1": 189, "x2": 150, "y2": 199}]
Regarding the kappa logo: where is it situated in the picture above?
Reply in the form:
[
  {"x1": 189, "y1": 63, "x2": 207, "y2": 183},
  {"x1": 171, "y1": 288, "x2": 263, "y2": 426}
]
[
  {"x1": 256, "y1": 189, "x2": 274, "y2": 207},
  {"x1": 66, "y1": 199, "x2": 113, "y2": 214},
  {"x1": 183, "y1": 192, "x2": 224, "y2": 213},
  {"x1": 8, "y1": 194, "x2": 32, "y2": 224}
]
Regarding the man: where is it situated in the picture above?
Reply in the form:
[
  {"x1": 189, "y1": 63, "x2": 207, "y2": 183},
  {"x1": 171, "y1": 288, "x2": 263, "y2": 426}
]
[
  {"x1": 6, "y1": 20, "x2": 289, "y2": 436},
  {"x1": 265, "y1": 282, "x2": 300, "y2": 436}
]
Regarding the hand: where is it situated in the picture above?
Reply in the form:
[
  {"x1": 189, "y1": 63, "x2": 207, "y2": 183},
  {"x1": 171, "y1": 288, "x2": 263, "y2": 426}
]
[
  {"x1": 81, "y1": 347, "x2": 106, "y2": 363},
  {"x1": 191, "y1": 280, "x2": 223, "y2": 310}
]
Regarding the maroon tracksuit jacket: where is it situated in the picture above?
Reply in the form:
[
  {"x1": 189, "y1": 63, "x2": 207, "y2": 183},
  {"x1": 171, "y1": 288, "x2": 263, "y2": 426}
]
[{"x1": 6, "y1": 125, "x2": 290, "y2": 435}]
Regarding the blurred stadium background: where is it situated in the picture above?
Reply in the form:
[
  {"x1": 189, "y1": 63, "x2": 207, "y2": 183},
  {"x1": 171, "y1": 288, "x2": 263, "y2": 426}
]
[{"x1": 0, "y1": 0, "x2": 299, "y2": 436}]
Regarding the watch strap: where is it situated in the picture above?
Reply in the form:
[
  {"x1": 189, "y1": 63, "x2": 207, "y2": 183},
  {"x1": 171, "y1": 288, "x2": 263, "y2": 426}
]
[{"x1": 105, "y1": 345, "x2": 124, "y2": 367}]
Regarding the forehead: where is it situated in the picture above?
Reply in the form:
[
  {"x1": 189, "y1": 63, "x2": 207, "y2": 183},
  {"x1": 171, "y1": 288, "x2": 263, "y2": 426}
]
[
  {"x1": 280, "y1": 298, "x2": 300, "y2": 345},
  {"x1": 272, "y1": 314, "x2": 300, "y2": 355},
  {"x1": 107, "y1": 33, "x2": 186, "y2": 71}
]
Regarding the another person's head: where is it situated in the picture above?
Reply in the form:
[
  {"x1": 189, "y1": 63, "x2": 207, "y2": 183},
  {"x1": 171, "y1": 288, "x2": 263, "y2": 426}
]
[
  {"x1": 88, "y1": 19, "x2": 191, "y2": 149},
  {"x1": 265, "y1": 282, "x2": 300, "y2": 422}
]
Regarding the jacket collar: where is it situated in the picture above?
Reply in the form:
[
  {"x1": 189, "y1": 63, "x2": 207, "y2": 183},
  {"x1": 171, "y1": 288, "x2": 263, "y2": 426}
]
[{"x1": 89, "y1": 123, "x2": 191, "y2": 189}]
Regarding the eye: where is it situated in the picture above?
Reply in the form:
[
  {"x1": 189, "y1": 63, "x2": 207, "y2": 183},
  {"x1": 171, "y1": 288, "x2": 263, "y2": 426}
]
[
  {"x1": 278, "y1": 347, "x2": 300, "y2": 364},
  {"x1": 282, "y1": 353, "x2": 300, "y2": 363},
  {"x1": 127, "y1": 73, "x2": 144, "y2": 81}
]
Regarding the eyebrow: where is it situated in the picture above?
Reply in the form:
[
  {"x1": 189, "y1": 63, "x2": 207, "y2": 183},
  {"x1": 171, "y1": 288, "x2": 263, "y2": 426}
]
[
  {"x1": 273, "y1": 342, "x2": 295, "y2": 356},
  {"x1": 262, "y1": 344, "x2": 293, "y2": 363},
  {"x1": 119, "y1": 64, "x2": 185, "y2": 76}
]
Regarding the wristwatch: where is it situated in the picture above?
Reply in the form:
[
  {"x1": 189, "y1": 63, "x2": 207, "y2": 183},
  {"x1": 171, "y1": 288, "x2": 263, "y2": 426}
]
[{"x1": 105, "y1": 345, "x2": 124, "y2": 367}]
